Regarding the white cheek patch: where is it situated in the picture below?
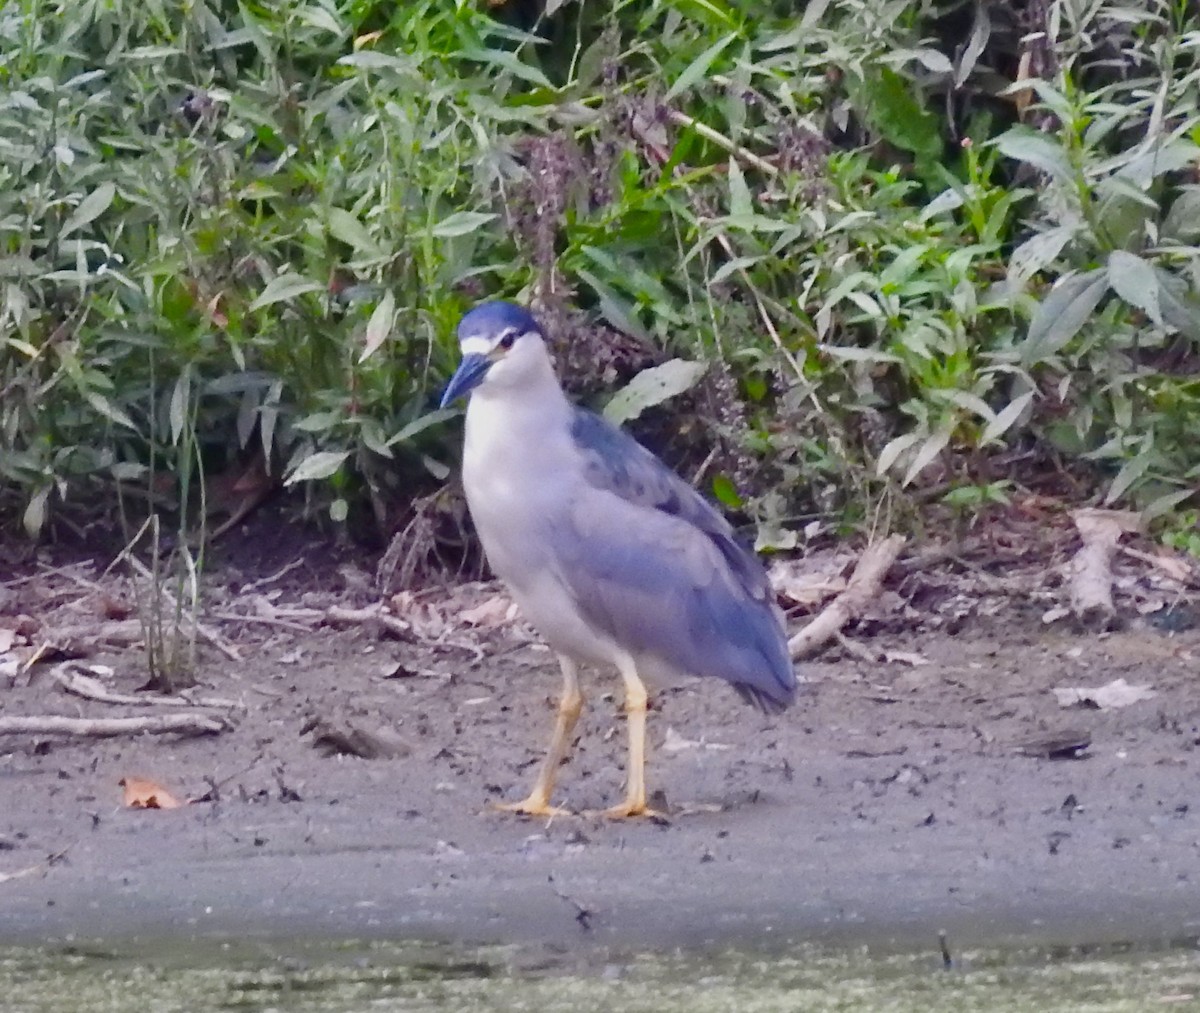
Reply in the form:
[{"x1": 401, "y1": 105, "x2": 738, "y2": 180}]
[{"x1": 460, "y1": 337, "x2": 492, "y2": 356}]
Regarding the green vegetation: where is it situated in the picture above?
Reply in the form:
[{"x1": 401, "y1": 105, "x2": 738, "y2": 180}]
[
  {"x1": 4, "y1": 937, "x2": 1200, "y2": 1012},
  {"x1": 1, "y1": 0, "x2": 1198, "y2": 550}
]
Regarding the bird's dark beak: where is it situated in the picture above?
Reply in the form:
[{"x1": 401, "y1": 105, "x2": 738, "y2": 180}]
[{"x1": 440, "y1": 352, "x2": 492, "y2": 408}]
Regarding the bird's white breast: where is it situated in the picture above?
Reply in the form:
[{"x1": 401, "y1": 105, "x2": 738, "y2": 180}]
[{"x1": 461, "y1": 388, "x2": 619, "y2": 665}]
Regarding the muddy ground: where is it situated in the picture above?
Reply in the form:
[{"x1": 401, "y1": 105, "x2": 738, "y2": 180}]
[{"x1": 1, "y1": 516, "x2": 1199, "y2": 957}]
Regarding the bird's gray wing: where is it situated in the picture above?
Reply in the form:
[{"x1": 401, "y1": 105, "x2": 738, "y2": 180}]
[{"x1": 552, "y1": 408, "x2": 796, "y2": 712}]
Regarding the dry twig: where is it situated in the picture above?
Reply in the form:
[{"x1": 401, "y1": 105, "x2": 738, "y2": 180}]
[
  {"x1": 0, "y1": 847, "x2": 71, "y2": 885},
  {"x1": 120, "y1": 555, "x2": 242, "y2": 661},
  {"x1": 51, "y1": 662, "x2": 240, "y2": 709},
  {"x1": 788, "y1": 535, "x2": 907, "y2": 660},
  {"x1": 324, "y1": 604, "x2": 412, "y2": 639},
  {"x1": 0, "y1": 713, "x2": 227, "y2": 737}
]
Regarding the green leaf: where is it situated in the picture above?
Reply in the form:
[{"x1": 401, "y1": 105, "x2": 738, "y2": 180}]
[
  {"x1": 799, "y1": 0, "x2": 831, "y2": 28},
  {"x1": 387, "y1": 408, "x2": 456, "y2": 446},
  {"x1": 1144, "y1": 487, "x2": 1194, "y2": 521},
  {"x1": 875, "y1": 431, "x2": 923, "y2": 477},
  {"x1": 711, "y1": 474, "x2": 743, "y2": 509},
  {"x1": 237, "y1": 389, "x2": 258, "y2": 449},
  {"x1": 260, "y1": 378, "x2": 283, "y2": 464},
  {"x1": 248, "y1": 273, "x2": 323, "y2": 311},
  {"x1": 727, "y1": 157, "x2": 752, "y2": 218},
  {"x1": 459, "y1": 47, "x2": 551, "y2": 88},
  {"x1": 61, "y1": 182, "x2": 115, "y2": 237},
  {"x1": 1163, "y1": 187, "x2": 1200, "y2": 243},
  {"x1": 665, "y1": 32, "x2": 736, "y2": 100},
  {"x1": 955, "y1": 3, "x2": 990, "y2": 87},
  {"x1": 575, "y1": 267, "x2": 651, "y2": 343},
  {"x1": 897, "y1": 47, "x2": 953, "y2": 75},
  {"x1": 85, "y1": 391, "x2": 138, "y2": 431},
  {"x1": 1107, "y1": 250, "x2": 1162, "y2": 326},
  {"x1": 861, "y1": 67, "x2": 941, "y2": 161},
  {"x1": 337, "y1": 51, "x2": 417, "y2": 73},
  {"x1": 169, "y1": 367, "x2": 192, "y2": 446},
  {"x1": 980, "y1": 391, "x2": 1034, "y2": 444},
  {"x1": 121, "y1": 45, "x2": 183, "y2": 60},
  {"x1": 1156, "y1": 267, "x2": 1200, "y2": 340},
  {"x1": 23, "y1": 486, "x2": 50, "y2": 538},
  {"x1": 359, "y1": 290, "x2": 395, "y2": 363},
  {"x1": 430, "y1": 211, "x2": 497, "y2": 239},
  {"x1": 603, "y1": 359, "x2": 708, "y2": 426},
  {"x1": 994, "y1": 128, "x2": 1072, "y2": 182},
  {"x1": 667, "y1": 0, "x2": 739, "y2": 29},
  {"x1": 327, "y1": 208, "x2": 380, "y2": 255},
  {"x1": 1106, "y1": 453, "x2": 1152, "y2": 504},
  {"x1": 1021, "y1": 270, "x2": 1109, "y2": 364},
  {"x1": 1007, "y1": 225, "x2": 1075, "y2": 290},
  {"x1": 359, "y1": 419, "x2": 393, "y2": 459},
  {"x1": 920, "y1": 188, "x2": 964, "y2": 221},
  {"x1": 293, "y1": 410, "x2": 343, "y2": 433},
  {"x1": 1116, "y1": 140, "x2": 1200, "y2": 188},
  {"x1": 422, "y1": 455, "x2": 450, "y2": 481},
  {"x1": 903, "y1": 424, "x2": 953, "y2": 486},
  {"x1": 285, "y1": 450, "x2": 350, "y2": 486}
]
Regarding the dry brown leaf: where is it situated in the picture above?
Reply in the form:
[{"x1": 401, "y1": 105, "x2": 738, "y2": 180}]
[{"x1": 119, "y1": 776, "x2": 185, "y2": 810}]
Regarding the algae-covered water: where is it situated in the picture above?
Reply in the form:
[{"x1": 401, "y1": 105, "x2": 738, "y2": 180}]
[{"x1": 1, "y1": 936, "x2": 1198, "y2": 1012}]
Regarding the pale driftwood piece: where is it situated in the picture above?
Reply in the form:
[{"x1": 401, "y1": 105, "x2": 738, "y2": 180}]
[
  {"x1": 122, "y1": 556, "x2": 242, "y2": 662},
  {"x1": 0, "y1": 713, "x2": 226, "y2": 737},
  {"x1": 788, "y1": 534, "x2": 907, "y2": 661},
  {"x1": 51, "y1": 663, "x2": 241, "y2": 710},
  {"x1": 1069, "y1": 509, "x2": 1141, "y2": 627}
]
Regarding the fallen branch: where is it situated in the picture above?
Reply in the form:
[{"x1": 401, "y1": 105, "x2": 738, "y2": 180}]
[
  {"x1": 788, "y1": 534, "x2": 907, "y2": 660},
  {"x1": 219, "y1": 600, "x2": 411, "y2": 639},
  {"x1": 36, "y1": 620, "x2": 144, "y2": 655},
  {"x1": 324, "y1": 604, "x2": 412, "y2": 640},
  {"x1": 51, "y1": 663, "x2": 241, "y2": 710},
  {"x1": 0, "y1": 713, "x2": 227, "y2": 737}
]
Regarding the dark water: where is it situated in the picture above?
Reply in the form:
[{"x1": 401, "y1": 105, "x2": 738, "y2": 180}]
[{"x1": 2, "y1": 936, "x2": 1198, "y2": 1011}]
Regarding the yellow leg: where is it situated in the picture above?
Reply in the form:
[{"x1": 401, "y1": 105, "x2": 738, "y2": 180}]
[
  {"x1": 494, "y1": 655, "x2": 583, "y2": 817},
  {"x1": 603, "y1": 658, "x2": 665, "y2": 820}
]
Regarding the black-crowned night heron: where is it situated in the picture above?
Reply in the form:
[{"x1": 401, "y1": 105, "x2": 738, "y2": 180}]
[{"x1": 441, "y1": 301, "x2": 797, "y2": 819}]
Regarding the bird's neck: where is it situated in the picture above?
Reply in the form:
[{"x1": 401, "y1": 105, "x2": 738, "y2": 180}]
[{"x1": 464, "y1": 360, "x2": 573, "y2": 456}]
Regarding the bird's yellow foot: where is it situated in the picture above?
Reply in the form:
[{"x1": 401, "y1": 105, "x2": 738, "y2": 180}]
[
  {"x1": 600, "y1": 800, "x2": 668, "y2": 821},
  {"x1": 491, "y1": 796, "x2": 574, "y2": 818}
]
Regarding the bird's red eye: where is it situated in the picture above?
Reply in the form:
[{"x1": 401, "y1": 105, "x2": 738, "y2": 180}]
[{"x1": 499, "y1": 332, "x2": 516, "y2": 351}]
